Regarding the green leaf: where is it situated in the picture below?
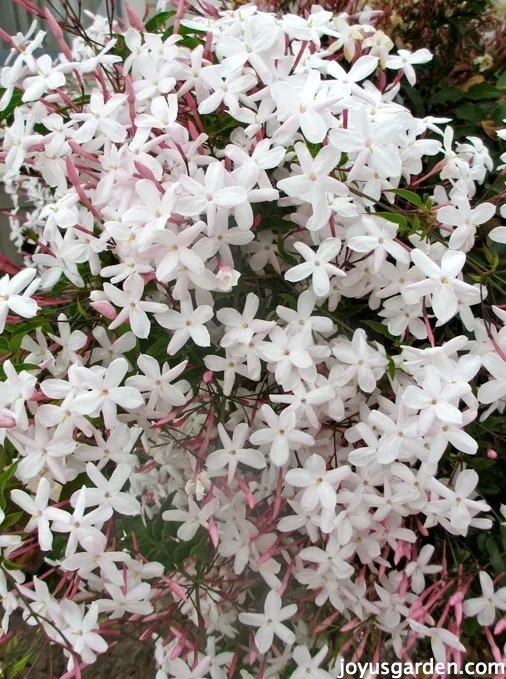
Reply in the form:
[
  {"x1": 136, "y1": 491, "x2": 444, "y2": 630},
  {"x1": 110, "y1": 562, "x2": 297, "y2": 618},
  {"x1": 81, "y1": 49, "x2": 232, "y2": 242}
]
[
  {"x1": 453, "y1": 123, "x2": 480, "y2": 138},
  {"x1": 264, "y1": 216, "x2": 293, "y2": 233},
  {"x1": 8, "y1": 334, "x2": 24, "y2": 352},
  {"x1": 410, "y1": 214, "x2": 422, "y2": 235},
  {"x1": 466, "y1": 83, "x2": 503, "y2": 100},
  {"x1": 7, "y1": 318, "x2": 51, "y2": 337},
  {"x1": 1, "y1": 558, "x2": 23, "y2": 571},
  {"x1": 72, "y1": 94, "x2": 91, "y2": 108},
  {"x1": 277, "y1": 235, "x2": 297, "y2": 266},
  {"x1": 144, "y1": 10, "x2": 176, "y2": 32},
  {"x1": 478, "y1": 481, "x2": 500, "y2": 495},
  {"x1": 498, "y1": 71, "x2": 506, "y2": 90},
  {"x1": 455, "y1": 102, "x2": 485, "y2": 124},
  {"x1": 178, "y1": 36, "x2": 205, "y2": 50},
  {"x1": 486, "y1": 537, "x2": 505, "y2": 574},
  {"x1": 374, "y1": 212, "x2": 408, "y2": 228},
  {"x1": 0, "y1": 337, "x2": 10, "y2": 355},
  {"x1": 146, "y1": 334, "x2": 169, "y2": 360},
  {"x1": 280, "y1": 294, "x2": 297, "y2": 309},
  {"x1": 363, "y1": 320, "x2": 395, "y2": 340},
  {"x1": 0, "y1": 461, "x2": 19, "y2": 511},
  {"x1": 10, "y1": 649, "x2": 35, "y2": 678},
  {"x1": 202, "y1": 113, "x2": 241, "y2": 136},
  {"x1": 387, "y1": 188, "x2": 423, "y2": 207},
  {"x1": 302, "y1": 141, "x2": 320, "y2": 157},
  {"x1": 387, "y1": 356, "x2": 396, "y2": 379},
  {"x1": 58, "y1": 472, "x2": 88, "y2": 503},
  {"x1": 0, "y1": 87, "x2": 23, "y2": 124},
  {"x1": 401, "y1": 84, "x2": 425, "y2": 118},
  {"x1": 430, "y1": 87, "x2": 463, "y2": 105},
  {"x1": 178, "y1": 22, "x2": 208, "y2": 35},
  {"x1": 1, "y1": 511, "x2": 23, "y2": 529}
]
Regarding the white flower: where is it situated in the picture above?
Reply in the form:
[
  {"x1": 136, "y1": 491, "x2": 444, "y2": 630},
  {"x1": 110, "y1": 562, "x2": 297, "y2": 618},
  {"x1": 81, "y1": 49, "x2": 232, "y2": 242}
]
[
  {"x1": 11, "y1": 478, "x2": 55, "y2": 551},
  {"x1": 153, "y1": 223, "x2": 206, "y2": 283},
  {"x1": 72, "y1": 92, "x2": 127, "y2": 144},
  {"x1": 488, "y1": 225, "x2": 506, "y2": 244},
  {"x1": 156, "y1": 298, "x2": 213, "y2": 354},
  {"x1": 403, "y1": 249, "x2": 480, "y2": 325},
  {"x1": 270, "y1": 71, "x2": 335, "y2": 144},
  {"x1": 126, "y1": 354, "x2": 189, "y2": 411},
  {"x1": 478, "y1": 354, "x2": 506, "y2": 404},
  {"x1": 72, "y1": 462, "x2": 140, "y2": 518},
  {"x1": 97, "y1": 581, "x2": 153, "y2": 619},
  {"x1": 289, "y1": 645, "x2": 331, "y2": 679},
  {"x1": 238, "y1": 590, "x2": 297, "y2": 653},
  {"x1": 0, "y1": 268, "x2": 40, "y2": 333},
  {"x1": 427, "y1": 470, "x2": 490, "y2": 534},
  {"x1": 177, "y1": 163, "x2": 247, "y2": 233},
  {"x1": 437, "y1": 195, "x2": 495, "y2": 251},
  {"x1": 164, "y1": 655, "x2": 211, "y2": 679},
  {"x1": 285, "y1": 239, "x2": 345, "y2": 298},
  {"x1": 409, "y1": 620, "x2": 465, "y2": 664},
  {"x1": 72, "y1": 357, "x2": 144, "y2": 429},
  {"x1": 102, "y1": 273, "x2": 169, "y2": 339},
  {"x1": 258, "y1": 326, "x2": 316, "y2": 389},
  {"x1": 402, "y1": 366, "x2": 467, "y2": 434},
  {"x1": 332, "y1": 328, "x2": 386, "y2": 393},
  {"x1": 405, "y1": 545, "x2": 442, "y2": 594},
  {"x1": 348, "y1": 216, "x2": 410, "y2": 272},
  {"x1": 206, "y1": 423, "x2": 265, "y2": 483},
  {"x1": 22, "y1": 55, "x2": 66, "y2": 101},
  {"x1": 162, "y1": 497, "x2": 220, "y2": 541},
  {"x1": 299, "y1": 538, "x2": 355, "y2": 579},
  {"x1": 285, "y1": 454, "x2": 351, "y2": 510},
  {"x1": 90, "y1": 327, "x2": 137, "y2": 367},
  {"x1": 60, "y1": 601, "x2": 108, "y2": 666},
  {"x1": 329, "y1": 106, "x2": 402, "y2": 180},
  {"x1": 122, "y1": 180, "x2": 181, "y2": 248},
  {"x1": 277, "y1": 143, "x2": 345, "y2": 231},
  {"x1": 218, "y1": 293, "x2": 274, "y2": 348},
  {"x1": 48, "y1": 487, "x2": 109, "y2": 558},
  {"x1": 327, "y1": 54, "x2": 378, "y2": 95},
  {"x1": 385, "y1": 48, "x2": 432, "y2": 85},
  {"x1": 463, "y1": 571, "x2": 506, "y2": 626},
  {"x1": 249, "y1": 404, "x2": 315, "y2": 466},
  {"x1": 198, "y1": 66, "x2": 257, "y2": 115}
]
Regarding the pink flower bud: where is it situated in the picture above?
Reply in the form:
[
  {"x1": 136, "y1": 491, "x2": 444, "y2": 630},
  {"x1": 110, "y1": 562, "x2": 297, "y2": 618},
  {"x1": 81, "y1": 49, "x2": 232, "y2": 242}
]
[
  {"x1": 208, "y1": 517, "x2": 219, "y2": 548},
  {"x1": 203, "y1": 370, "x2": 213, "y2": 383},
  {"x1": 125, "y1": 1, "x2": 145, "y2": 30},
  {"x1": 90, "y1": 301, "x2": 118, "y2": 320},
  {"x1": 494, "y1": 619, "x2": 506, "y2": 635},
  {"x1": 450, "y1": 592, "x2": 465, "y2": 606},
  {"x1": 488, "y1": 448, "x2": 498, "y2": 459}
]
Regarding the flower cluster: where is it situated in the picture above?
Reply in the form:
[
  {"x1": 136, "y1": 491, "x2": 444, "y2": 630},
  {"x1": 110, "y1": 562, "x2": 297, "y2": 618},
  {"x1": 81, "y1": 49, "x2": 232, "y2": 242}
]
[{"x1": 0, "y1": 2, "x2": 506, "y2": 677}]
